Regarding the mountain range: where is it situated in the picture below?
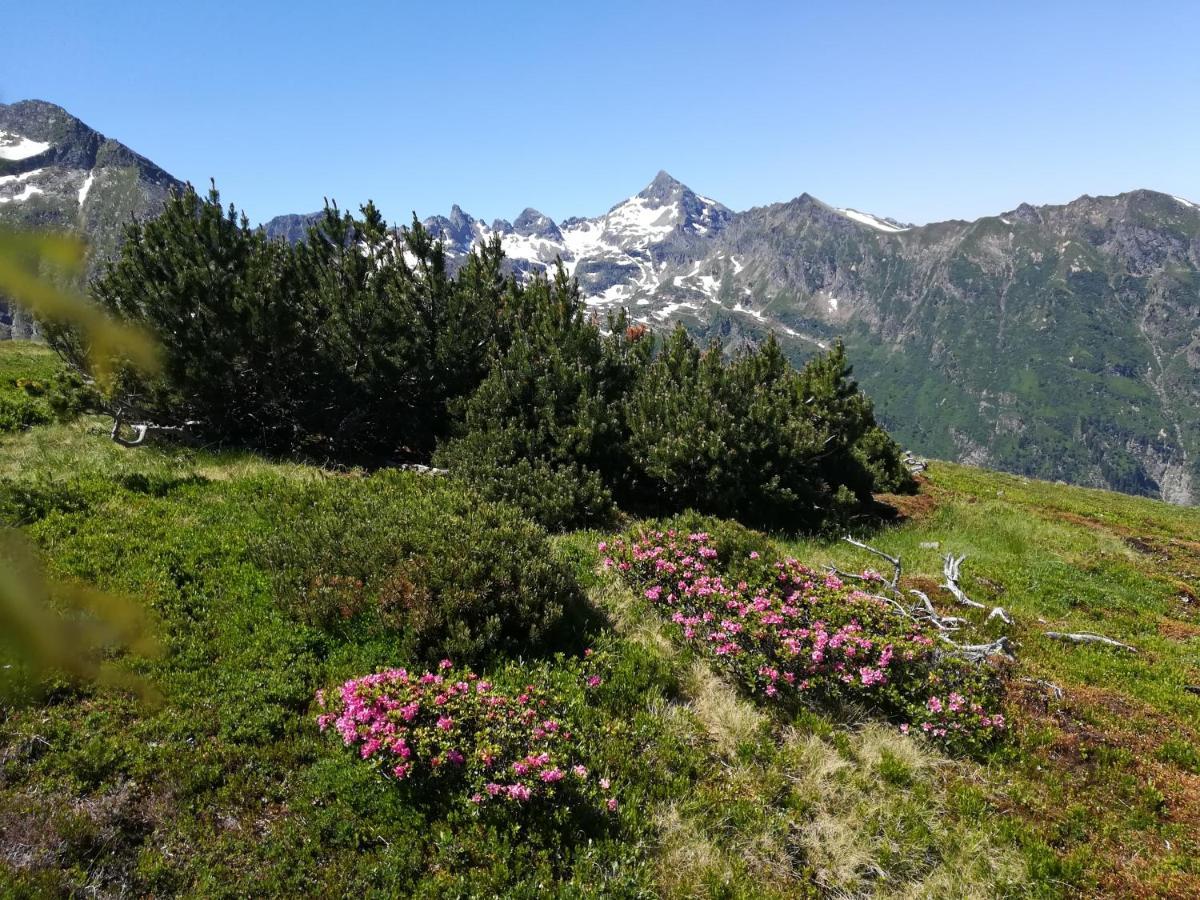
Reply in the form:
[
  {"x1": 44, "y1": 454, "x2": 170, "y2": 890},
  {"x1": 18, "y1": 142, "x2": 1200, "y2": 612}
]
[{"x1": 3, "y1": 100, "x2": 1199, "y2": 505}]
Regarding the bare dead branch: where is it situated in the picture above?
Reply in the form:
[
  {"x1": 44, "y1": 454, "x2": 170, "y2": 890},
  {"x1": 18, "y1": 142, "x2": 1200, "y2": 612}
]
[
  {"x1": 941, "y1": 553, "x2": 1015, "y2": 626},
  {"x1": 986, "y1": 606, "x2": 1013, "y2": 625},
  {"x1": 908, "y1": 589, "x2": 965, "y2": 631},
  {"x1": 110, "y1": 408, "x2": 199, "y2": 447},
  {"x1": 842, "y1": 536, "x2": 901, "y2": 592},
  {"x1": 941, "y1": 554, "x2": 986, "y2": 609},
  {"x1": 1043, "y1": 631, "x2": 1137, "y2": 652},
  {"x1": 398, "y1": 464, "x2": 448, "y2": 475},
  {"x1": 941, "y1": 635, "x2": 1014, "y2": 663}
]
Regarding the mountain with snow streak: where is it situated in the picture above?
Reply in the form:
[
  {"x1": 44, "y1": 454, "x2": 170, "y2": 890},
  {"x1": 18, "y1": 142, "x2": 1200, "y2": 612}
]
[
  {"x1": 0, "y1": 100, "x2": 181, "y2": 256},
  {"x1": 0, "y1": 100, "x2": 182, "y2": 337},
  {"x1": 405, "y1": 181, "x2": 1200, "y2": 506},
  {"x1": 411, "y1": 170, "x2": 735, "y2": 310}
]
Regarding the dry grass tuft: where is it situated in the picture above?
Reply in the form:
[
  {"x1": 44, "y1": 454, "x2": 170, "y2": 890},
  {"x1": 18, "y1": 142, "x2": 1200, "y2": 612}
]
[{"x1": 682, "y1": 659, "x2": 766, "y2": 758}]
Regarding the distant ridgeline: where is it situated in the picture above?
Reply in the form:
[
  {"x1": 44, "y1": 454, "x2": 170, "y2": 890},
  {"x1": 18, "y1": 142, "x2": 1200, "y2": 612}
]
[{"x1": 6, "y1": 99, "x2": 1200, "y2": 505}]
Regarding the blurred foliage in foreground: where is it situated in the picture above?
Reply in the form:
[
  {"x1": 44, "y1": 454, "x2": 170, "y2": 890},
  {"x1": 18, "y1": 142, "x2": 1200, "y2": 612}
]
[{"x1": 0, "y1": 225, "x2": 160, "y2": 702}]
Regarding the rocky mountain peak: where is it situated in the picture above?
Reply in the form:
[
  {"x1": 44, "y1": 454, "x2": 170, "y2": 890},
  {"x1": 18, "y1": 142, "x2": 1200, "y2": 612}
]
[
  {"x1": 1012, "y1": 202, "x2": 1042, "y2": 225},
  {"x1": 425, "y1": 203, "x2": 477, "y2": 248},
  {"x1": 512, "y1": 207, "x2": 562, "y2": 241},
  {"x1": 638, "y1": 170, "x2": 689, "y2": 205}
]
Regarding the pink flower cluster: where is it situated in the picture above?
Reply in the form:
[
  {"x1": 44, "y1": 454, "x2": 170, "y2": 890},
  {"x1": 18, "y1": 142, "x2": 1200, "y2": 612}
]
[
  {"x1": 604, "y1": 532, "x2": 914, "y2": 699},
  {"x1": 317, "y1": 661, "x2": 616, "y2": 811},
  {"x1": 911, "y1": 691, "x2": 1006, "y2": 740},
  {"x1": 604, "y1": 529, "x2": 1006, "y2": 751}
]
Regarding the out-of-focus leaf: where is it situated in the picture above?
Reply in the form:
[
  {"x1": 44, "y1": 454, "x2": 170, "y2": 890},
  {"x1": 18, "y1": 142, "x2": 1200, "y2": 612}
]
[
  {"x1": 0, "y1": 226, "x2": 163, "y2": 703},
  {"x1": 0, "y1": 529, "x2": 162, "y2": 704},
  {"x1": 0, "y1": 225, "x2": 159, "y2": 382}
]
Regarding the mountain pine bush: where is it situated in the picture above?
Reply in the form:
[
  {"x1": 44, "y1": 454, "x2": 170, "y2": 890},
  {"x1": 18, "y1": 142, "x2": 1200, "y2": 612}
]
[
  {"x1": 443, "y1": 316, "x2": 912, "y2": 530},
  {"x1": 67, "y1": 184, "x2": 911, "y2": 531},
  {"x1": 433, "y1": 272, "x2": 650, "y2": 528},
  {"x1": 68, "y1": 186, "x2": 506, "y2": 459}
]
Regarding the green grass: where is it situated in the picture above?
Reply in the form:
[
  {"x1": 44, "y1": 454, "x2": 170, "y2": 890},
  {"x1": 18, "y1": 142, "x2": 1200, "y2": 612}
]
[
  {"x1": 785, "y1": 464, "x2": 1200, "y2": 896},
  {"x1": 0, "y1": 342, "x2": 59, "y2": 433},
  {"x1": 2, "y1": 343, "x2": 1199, "y2": 896}
]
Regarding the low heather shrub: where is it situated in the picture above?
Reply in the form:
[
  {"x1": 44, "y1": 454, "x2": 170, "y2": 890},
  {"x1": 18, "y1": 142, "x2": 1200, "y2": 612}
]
[
  {"x1": 260, "y1": 472, "x2": 587, "y2": 665},
  {"x1": 316, "y1": 660, "x2": 618, "y2": 813},
  {"x1": 603, "y1": 527, "x2": 1005, "y2": 752}
]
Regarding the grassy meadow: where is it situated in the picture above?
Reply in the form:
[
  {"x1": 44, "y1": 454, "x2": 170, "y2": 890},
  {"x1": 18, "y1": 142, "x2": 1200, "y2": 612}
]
[{"x1": 2, "y1": 343, "x2": 1198, "y2": 898}]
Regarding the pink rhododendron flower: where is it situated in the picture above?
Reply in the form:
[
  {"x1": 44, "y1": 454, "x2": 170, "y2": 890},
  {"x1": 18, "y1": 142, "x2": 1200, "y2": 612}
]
[
  {"x1": 318, "y1": 662, "x2": 611, "y2": 812},
  {"x1": 603, "y1": 530, "x2": 1005, "y2": 753}
]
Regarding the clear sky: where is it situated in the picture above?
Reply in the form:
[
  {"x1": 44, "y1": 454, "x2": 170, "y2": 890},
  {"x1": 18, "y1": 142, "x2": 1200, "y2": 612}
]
[{"x1": 3, "y1": 1, "x2": 1197, "y2": 227}]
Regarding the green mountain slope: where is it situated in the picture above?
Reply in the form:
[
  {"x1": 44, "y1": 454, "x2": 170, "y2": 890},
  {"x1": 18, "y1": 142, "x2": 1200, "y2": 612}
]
[{"x1": 687, "y1": 190, "x2": 1200, "y2": 505}]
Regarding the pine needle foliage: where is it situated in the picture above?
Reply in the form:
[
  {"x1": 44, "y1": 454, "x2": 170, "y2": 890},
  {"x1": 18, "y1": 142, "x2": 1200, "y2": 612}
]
[{"x1": 71, "y1": 184, "x2": 911, "y2": 529}]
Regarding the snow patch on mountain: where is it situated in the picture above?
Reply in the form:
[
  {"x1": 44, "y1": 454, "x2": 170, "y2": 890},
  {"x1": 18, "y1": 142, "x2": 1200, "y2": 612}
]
[
  {"x1": 0, "y1": 131, "x2": 51, "y2": 161},
  {"x1": 836, "y1": 207, "x2": 909, "y2": 233},
  {"x1": 0, "y1": 168, "x2": 45, "y2": 187},
  {"x1": 424, "y1": 171, "x2": 734, "y2": 312},
  {"x1": 0, "y1": 184, "x2": 44, "y2": 203},
  {"x1": 1171, "y1": 195, "x2": 1196, "y2": 209},
  {"x1": 496, "y1": 231, "x2": 564, "y2": 270},
  {"x1": 78, "y1": 171, "x2": 95, "y2": 206},
  {"x1": 601, "y1": 194, "x2": 679, "y2": 246}
]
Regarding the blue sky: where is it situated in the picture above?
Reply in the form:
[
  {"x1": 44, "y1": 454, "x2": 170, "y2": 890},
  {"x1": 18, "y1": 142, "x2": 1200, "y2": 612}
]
[{"x1": 3, "y1": 1, "x2": 1197, "y2": 226}]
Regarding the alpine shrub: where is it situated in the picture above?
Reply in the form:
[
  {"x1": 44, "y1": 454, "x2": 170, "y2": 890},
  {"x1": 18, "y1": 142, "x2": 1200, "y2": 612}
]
[
  {"x1": 260, "y1": 472, "x2": 586, "y2": 665},
  {"x1": 603, "y1": 528, "x2": 1005, "y2": 753},
  {"x1": 0, "y1": 395, "x2": 50, "y2": 433},
  {"x1": 72, "y1": 186, "x2": 507, "y2": 461},
  {"x1": 317, "y1": 660, "x2": 618, "y2": 814},
  {"x1": 434, "y1": 273, "x2": 648, "y2": 530}
]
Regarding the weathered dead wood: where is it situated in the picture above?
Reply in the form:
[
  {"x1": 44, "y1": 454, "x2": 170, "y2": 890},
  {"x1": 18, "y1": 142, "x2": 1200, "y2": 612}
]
[
  {"x1": 986, "y1": 606, "x2": 1013, "y2": 625},
  {"x1": 843, "y1": 536, "x2": 901, "y2": 592},
  {"x1": 943, "y1": 635, "x2": 1014, "y2": 662},
  {"x1": 398, "y1": 464, "x2": 448, "y2": 475},
  {"x1": 908, "y1": 589, "x2": 966, "y2": 631},
  {"x1": 110, "y1": 408, "x2": 199, "y2": 447},
  {"x1": 942, "y1": 553, "x2": 1014, "y2": 625},
  {"x1": 836, "y1": 538, "x2": 1015, "y2": 663},
  {"x1": 941, "y1": 554, "x2": 985, "y2": 609},
  {"x1": 1043, "y1": 631, "x2": 1137, "y2": 652}
]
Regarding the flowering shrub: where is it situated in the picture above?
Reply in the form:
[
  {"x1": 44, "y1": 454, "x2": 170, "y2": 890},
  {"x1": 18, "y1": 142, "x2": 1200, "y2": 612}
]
[
  {"x1": 603, "y1": 527, "x2": 1006, "y2": 752},
  {"x1": 317, "y1": 661, "x2": 617, "y2": 812}
]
